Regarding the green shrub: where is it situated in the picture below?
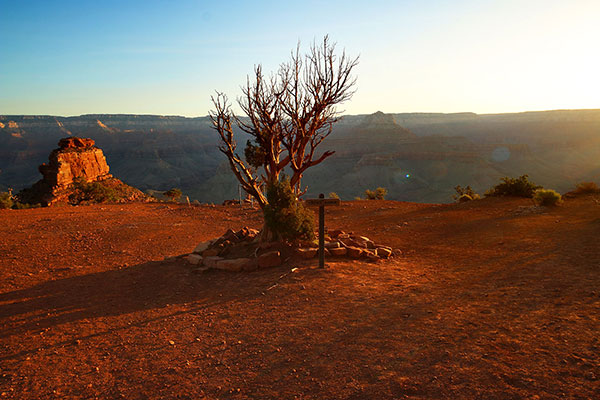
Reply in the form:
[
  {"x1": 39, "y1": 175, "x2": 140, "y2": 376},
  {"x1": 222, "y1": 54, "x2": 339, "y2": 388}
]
[
  {"x1": 13, "y1": 202, "x2": 41, "y2": 209},
  {"x1": 453, "y1": 185, "x2": 480, "y2": 201},
  {"x1": 0, "y1": 192, "x2": 14, "y2": 209},
  {"x1": 328, "y1": 192, "x2": 340, "y2": 200},
  {"x1": 485, "y1": 175, "x2": 541, "y2": 198},
  {"x1": 533, "y1": 189, "x2": 562, "y2": 206},
  {"x1": 573, "y1": 182, "x2": 600, "y2": 194},
  {"x1": 263, "y1": 176, "x2": 315, "y2": 241},
  {"x1": 70, "y1": 177, "x2": 120, "y2": 204},
  {"x1": 163, "y1": 188, "x2": 182, "y2": 202},
  {"x1": 365, "y1": 187, "x2": 387, "y2": 200}
]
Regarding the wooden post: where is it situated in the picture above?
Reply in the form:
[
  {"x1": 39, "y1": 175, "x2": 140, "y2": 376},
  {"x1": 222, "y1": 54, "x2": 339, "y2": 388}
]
[
  {"x1": 318, "y1": 193, "x2": 325, "y2": 268},
  {"x1": 306, "y1": 194, "x2": 341, "y2": 269}
]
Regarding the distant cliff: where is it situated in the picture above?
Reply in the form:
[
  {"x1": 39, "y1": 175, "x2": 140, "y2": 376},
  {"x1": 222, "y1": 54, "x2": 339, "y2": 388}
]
[{"x1": 2, "y1": 109, "x2": 600, "y2": 203}]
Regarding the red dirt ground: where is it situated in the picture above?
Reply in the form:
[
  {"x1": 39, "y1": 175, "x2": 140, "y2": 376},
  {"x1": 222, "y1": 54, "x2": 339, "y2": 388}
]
[{"x1": 0, "y1": 197, "x2": 599, "y2": 399}]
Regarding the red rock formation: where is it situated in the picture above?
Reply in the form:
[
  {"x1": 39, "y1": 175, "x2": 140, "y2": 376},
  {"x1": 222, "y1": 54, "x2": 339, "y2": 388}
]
[
  {"x1": 18, "y1": 137, "x2": 146, "y2": 206},
  {"x1": 38, "y1": 137, "x2": 111, "y2": 187}
]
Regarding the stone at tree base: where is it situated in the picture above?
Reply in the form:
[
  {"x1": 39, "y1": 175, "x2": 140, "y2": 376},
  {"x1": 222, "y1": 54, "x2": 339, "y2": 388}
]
[
  {"x1": 324, "y1": 241, "x2": 340, "y2": 248},
  {"x1": 346, "y1": 246, "x2": 363, "y2": 259},
  {"x1": 202, "y1": 248, "x2": 220, "y2": 257},
  {"x1": 329, "y1": 247, "x2": 347, "y2": 256},
  {"x1": 328, "y1": 229, "x2": 345, "y2": 238},
  {"x1": 258, "y1": 251, "x2": 281, "y2": 268},
  {"x1": 364, "y1": 250, "x2": 380, "y2": 261},
  {"x1": 376, "y1": 247, "x2": 392, "y2": 258},
  {"x1": 193, "y1": 241, "x2": 212, "y2": 254},
  {"x1": 185, "y1": 254, "x2": 203, "y2": 265},
  {"x1": 297, "y1": 248, "x2": 318, "y2": 259},
  {"x1": 203, "y1": 256, "x2": 224, "y2": 268},
  {"x1": 215, "y1": 258, "x2": 252, "y2": 272},
  {"x1": 242, "y1": 259, "x2": 259, "y2": 272}
]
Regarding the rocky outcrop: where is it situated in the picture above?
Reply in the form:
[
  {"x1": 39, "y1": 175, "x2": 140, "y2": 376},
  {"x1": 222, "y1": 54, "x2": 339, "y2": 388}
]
[
  {"x1": 17, "y1": 137, "x2": 147, "y2": 206},
  {"x1": 38, "y1": 137, "x2": 111, "y2": 187}
]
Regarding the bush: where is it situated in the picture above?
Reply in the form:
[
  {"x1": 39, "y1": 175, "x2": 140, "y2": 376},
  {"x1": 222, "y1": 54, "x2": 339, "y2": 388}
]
[
  {"x1": 164, "y1": 188, "x2": 182, "y2": 202},
  {"x1": 572, "y1": 182, "x2": 600, "y2": 194},
  {"x1": 533, "y1": 189, "x2": 562, "y2": 206},
  {"x1": 453, "y1": 185, "x2": 480, "y2": 201},
  {"x1": 365, "y1": 187, "x2": 387, "y2": 200},
  {"x1": 328, "y1": 192, "x2": 340, "y2": 200},
  {"x1": 70, "y1": 177, "x2": 120, "y2": 204},
  {"x1": 485, "y1": 175, "x2": 541, "y2": 198},
  {"x1": 263, "y1": 176, "x2": 315, "y2": 241},
  {"x1": 0, "y1": 192, "x2": 14, "y2": 209}
]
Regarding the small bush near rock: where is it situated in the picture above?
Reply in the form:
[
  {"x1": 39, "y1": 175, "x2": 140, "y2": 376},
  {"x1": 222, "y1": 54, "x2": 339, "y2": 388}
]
[
  {"x1": 533, "y1": 189, "x2": 562, "y2": 206},
  {"x1": 485, "y1": 175, "x2": 541, "y2": 198},
  {"x1": 0, "y1": 192, "x2": 14, "y2": 209},
  {"x1": 572, "y1": 182, "x2": 600, "y2": 195},
  {"x1": 329, "y1": 192, "x2": 340, "y2": 200},
  {"x1": 453, "y1": 185, "x2": 480, "y2": 201},
  {"x1": 263, "y1": 176, "x2": 315, "y2": 241},
  {"x1": 365, "y1": 187, "x2": 387, "y2": 200},
  {"x1": 70, "y1": 177, "x2": 120, "y2": 204},
  {"x1": 164, "y1": 188, "x2": 182, "y2": 202}
]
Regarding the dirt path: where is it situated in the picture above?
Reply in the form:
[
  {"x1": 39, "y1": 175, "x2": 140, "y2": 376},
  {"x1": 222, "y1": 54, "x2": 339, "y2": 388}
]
[{"x1": 1, "y1": 198, "x2": 598, "y2": 399}]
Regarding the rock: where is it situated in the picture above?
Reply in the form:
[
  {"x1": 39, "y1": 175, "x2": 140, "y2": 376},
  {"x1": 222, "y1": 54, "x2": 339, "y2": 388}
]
[
  {"x1": 242, "y1": 259, "x2": 259, "y2": 272},
  {"x1": 365, "y1": 240, "x2": 376, "y2": 249},
  {"x1": 329, "y1": 247, "x2": 347, "y2": 256},
  {"x1": 215, "y1": 258, "x2": 252, "y2": 272},
  {"x1": 258, "y1": 241, "x2": 278, "y2": 250},
  {"x1": 203, "y1": 256, "x2": 224, "y2": 268},
  {"x1": 338, "y1": 233, "x2": 350, "y2": 239},
  {"x1": 193, "y1": 241, "x2": 211, "y2": 254},
  {"x1": 346, "y1": 246, "x2": 363, "y2": 259},
  {"x1": 376, "y1": 247, "x2": 392, "y2": 258},
  {"x1": 328, "y1": 229, "x2": 345, "y2": 238},
  {"x1": 258, "y1": 251, "x2": 282, "y2": 268},
  {"x1": 364, "y1": 250, "x2": 380, "y2": 261},
  {"x1": 185, "y1": 254, "x2": 203, "y2": 265},
  {"x1": 324, "y1": 241, "x2": 340, "y2": 248},
  {"x1": 202, "y1": 248, "x2": 220, "y2": 257},
  {"x1": 58, "y1": 137, "x2": 96, "y2": 149},
  {"x1": 16, "y1": 137, "x2": 147, "y2": 206},
  {"x1": 297, "y1": 248, "x2": 318, "y2": 259}
]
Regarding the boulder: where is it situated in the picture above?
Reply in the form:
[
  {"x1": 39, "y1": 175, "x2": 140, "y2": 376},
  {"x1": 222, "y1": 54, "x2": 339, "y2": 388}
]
[
  {"x1": 376, "y1": 247, "x2": 392, "y2": 258},
  {"x1": 215, "y1": 258, "x2": 252, "y2": 272},
  {"x1": 202, "y1": 248, "x2": 220, "y2": 257},
  {"x1": 324, "y1": 241, "x2": 340, "y2": 248},
  {"x1": 328, "y1": 229, "x2": 345, "y2": 238},
  {"x1": 203, "y1": 256, "x2": 224, "y2": 268},
  {"x1": 185, "y1": 254, "x2": 203, "y2": 265},
  {"x1": 258, "y1": 251, "x2": 282, "y2": 268},
  {"x1": 193, "y1": 241, "x2": 212, "y2": 254},
  {"x1": 364, "y1": 250, "x2": 380, "y2": 261},
  {"x1": 329, "y1": 247, "x2": 347, "y2": 256},
  {"x1": 346, "y1": 246, "x2": 363, "y2": 259},
  {"x1": 297, "y1": 248, "x2": 318, "y2": 259}
]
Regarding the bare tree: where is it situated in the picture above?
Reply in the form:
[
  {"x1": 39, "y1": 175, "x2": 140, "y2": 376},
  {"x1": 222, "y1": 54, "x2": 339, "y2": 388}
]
[{"x1": 210, "y1": 36, "x2": 358, "y2": 210}]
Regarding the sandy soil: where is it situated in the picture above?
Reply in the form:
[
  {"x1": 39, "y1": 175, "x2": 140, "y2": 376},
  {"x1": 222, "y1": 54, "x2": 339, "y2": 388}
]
[{"x1": 0, "y1": 197, "x2": 599, "y2": 399}]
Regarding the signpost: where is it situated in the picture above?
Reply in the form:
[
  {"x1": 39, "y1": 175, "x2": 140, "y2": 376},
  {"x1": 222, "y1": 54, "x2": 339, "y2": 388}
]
[{"x1": 305, "y1": 193, "x2": 341, "y2": 268}]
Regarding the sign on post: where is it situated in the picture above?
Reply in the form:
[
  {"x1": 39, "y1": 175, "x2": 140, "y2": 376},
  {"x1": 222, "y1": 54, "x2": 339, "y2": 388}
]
[{"x1": 305, "y1": 193, "x2": 341, "y2": 268}]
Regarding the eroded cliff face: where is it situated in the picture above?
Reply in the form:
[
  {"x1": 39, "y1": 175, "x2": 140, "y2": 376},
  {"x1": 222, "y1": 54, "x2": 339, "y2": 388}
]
[{"x1": 18, "y1": 137, "x2": 146, "y2": 206}]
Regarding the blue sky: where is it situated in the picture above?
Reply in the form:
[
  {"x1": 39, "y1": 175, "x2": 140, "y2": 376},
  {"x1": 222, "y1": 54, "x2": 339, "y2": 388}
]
[{"x1": 1, "y1": 0, "x2": 598, "y2": 116}]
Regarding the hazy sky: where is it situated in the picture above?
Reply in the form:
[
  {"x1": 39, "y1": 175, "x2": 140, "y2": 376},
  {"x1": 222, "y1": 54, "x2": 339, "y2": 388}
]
[{"x1": 1, "y1": 0, "x2": 598, "y2": 116}]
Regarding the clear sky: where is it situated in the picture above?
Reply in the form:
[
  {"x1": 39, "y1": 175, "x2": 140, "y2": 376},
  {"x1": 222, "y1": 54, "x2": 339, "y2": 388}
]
[{"x1": 1, "y1": 0, "x2": 598, "y2": 116}]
